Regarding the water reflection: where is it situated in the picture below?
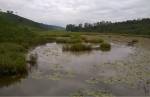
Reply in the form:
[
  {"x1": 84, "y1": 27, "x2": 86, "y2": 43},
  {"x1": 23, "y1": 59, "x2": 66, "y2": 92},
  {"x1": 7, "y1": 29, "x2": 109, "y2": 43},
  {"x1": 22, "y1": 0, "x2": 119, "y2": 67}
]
[
  {"x1": 0, "y1": 74, "x2": 27, "y2": 88},
  {"x1": 0, "y1": 41, "x2": 149, "y2": 96},
  {"x1": 0, "y1": 60, "x2": 37, "y2": 88}
]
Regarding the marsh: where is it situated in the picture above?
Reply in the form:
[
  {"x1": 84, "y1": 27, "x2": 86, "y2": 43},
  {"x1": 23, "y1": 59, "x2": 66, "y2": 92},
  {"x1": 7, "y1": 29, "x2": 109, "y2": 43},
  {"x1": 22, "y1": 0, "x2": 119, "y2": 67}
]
[{"x1": 0, "y1": 35, "x2": 149, "y2": 96}]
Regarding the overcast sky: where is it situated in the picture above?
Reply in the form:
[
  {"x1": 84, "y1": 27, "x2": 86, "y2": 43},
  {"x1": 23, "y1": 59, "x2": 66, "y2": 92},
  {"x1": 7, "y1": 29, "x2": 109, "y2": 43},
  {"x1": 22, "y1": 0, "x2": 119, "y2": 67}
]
[{"x1": 0, "y1": 0, "x2": 150, "y2": 27}]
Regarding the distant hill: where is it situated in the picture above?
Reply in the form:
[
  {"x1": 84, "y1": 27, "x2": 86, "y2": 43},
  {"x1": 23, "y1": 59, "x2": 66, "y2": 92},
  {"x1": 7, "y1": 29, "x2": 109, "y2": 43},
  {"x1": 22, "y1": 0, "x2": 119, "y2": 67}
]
[
  {"x1": 0, "y1": 11, "x2": 63, "y2": 33},
  {"x1": 66, "y1": 18, "x2": 150, "y2": 35},
  {"x1": 0, "y1": 11, "x2": 64, "y2": 44}
]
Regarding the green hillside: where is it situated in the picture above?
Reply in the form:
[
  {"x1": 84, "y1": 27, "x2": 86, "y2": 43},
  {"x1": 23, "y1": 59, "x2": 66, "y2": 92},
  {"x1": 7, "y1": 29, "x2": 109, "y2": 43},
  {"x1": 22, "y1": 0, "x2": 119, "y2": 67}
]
[
  {"x1": 0, "y1": 11, "x2": 63, "y2": 76},
  {"x1": 0, "y1": 11, "x2": 64, "y2": 46},
  {"x1": 0, "y1": 11, "x2": 63, "y2": 32}
]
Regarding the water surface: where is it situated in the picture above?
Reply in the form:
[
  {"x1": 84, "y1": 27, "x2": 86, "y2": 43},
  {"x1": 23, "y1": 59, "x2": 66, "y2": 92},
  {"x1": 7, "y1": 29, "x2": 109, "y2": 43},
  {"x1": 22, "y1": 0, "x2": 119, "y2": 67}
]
[{"x1": 0, "y1": 37, "x2": 150, "y2": 96}]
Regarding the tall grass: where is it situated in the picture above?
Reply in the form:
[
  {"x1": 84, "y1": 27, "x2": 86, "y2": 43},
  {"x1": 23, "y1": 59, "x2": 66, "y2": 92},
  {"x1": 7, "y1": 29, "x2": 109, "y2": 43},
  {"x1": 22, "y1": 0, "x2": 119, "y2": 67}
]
[{"x1": 0, "y1": 43, "x2": 27, "y2": 76}]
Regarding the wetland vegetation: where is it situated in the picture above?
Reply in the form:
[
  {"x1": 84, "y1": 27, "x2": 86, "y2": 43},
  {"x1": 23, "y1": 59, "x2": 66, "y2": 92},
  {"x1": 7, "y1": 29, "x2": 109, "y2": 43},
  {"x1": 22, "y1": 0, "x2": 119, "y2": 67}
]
[
  {"x1": 63, "y1": 43, "x2": 92, "y2": 51},
  {"x1": 100, "y1": 43, "x2": 111, "y2": 51}
]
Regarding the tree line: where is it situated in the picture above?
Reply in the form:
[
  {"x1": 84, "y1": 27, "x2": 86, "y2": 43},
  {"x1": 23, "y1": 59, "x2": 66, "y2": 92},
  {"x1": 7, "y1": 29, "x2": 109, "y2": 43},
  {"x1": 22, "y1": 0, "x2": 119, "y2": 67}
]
[{"x1": 66, "y1": 18, "x2": 150, "y2": 35}]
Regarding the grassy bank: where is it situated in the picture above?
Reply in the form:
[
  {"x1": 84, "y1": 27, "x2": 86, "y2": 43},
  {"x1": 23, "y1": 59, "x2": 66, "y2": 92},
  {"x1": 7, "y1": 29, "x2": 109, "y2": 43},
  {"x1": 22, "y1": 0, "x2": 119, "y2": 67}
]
[
  {"x1": 0, "y1": 11, "x2": 64, "y2": 76},
  {"x1": 0, "y1": 43, "x2": 27, "y2": 76},
  {"x1": 0, "y1": 32, "x2": 58, "y2": 76}
]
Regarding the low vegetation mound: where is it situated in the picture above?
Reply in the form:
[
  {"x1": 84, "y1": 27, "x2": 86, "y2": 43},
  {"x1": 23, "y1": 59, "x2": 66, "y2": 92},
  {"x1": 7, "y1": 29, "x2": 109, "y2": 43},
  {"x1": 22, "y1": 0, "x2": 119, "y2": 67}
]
[
  {"x1": 63, "y1": 43, "x2": 92, "y2": 51},
  {"x1": 100, "y1": 43, "x2": 111, "y2": 51}
]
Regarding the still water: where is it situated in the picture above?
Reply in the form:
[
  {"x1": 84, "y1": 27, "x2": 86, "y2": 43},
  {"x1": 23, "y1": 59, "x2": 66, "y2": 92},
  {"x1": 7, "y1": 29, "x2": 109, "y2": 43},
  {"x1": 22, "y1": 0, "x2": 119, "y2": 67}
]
[{"x1": 0, "y1": 37, "x2": 150, "y2": 96}]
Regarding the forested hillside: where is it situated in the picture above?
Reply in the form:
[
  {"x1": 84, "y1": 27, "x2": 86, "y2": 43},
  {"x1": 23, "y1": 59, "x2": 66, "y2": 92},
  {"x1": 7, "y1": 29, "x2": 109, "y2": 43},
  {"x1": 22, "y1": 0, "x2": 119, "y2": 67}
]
[{"x1": 66, "y1": 18, "x2": 150, "y2": 35}]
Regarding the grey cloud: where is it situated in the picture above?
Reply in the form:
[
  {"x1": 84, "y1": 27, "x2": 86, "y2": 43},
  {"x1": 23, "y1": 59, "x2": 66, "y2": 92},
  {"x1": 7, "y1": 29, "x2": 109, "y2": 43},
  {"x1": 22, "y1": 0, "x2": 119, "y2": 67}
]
[{"x1": 0, "y1": 0, "x2": 150, "y2": 26}]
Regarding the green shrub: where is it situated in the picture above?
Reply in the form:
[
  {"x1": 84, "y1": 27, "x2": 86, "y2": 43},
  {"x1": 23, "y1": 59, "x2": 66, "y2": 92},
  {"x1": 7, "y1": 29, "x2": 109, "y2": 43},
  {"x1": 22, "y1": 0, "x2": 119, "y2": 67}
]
[
  {"x1": 100, "y1": 43, "x2": 111, "y2": 51},
  {"x1": 63, "y1": 43, "x2": 92, "y2": 51}
]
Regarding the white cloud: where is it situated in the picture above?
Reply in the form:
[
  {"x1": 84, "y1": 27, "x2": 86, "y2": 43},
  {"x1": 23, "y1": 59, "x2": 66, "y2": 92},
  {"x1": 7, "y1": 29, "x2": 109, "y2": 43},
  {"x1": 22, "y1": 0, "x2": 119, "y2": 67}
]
[{"x1": 0, "y1": 0, "x2": 150, "y2": 26}]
